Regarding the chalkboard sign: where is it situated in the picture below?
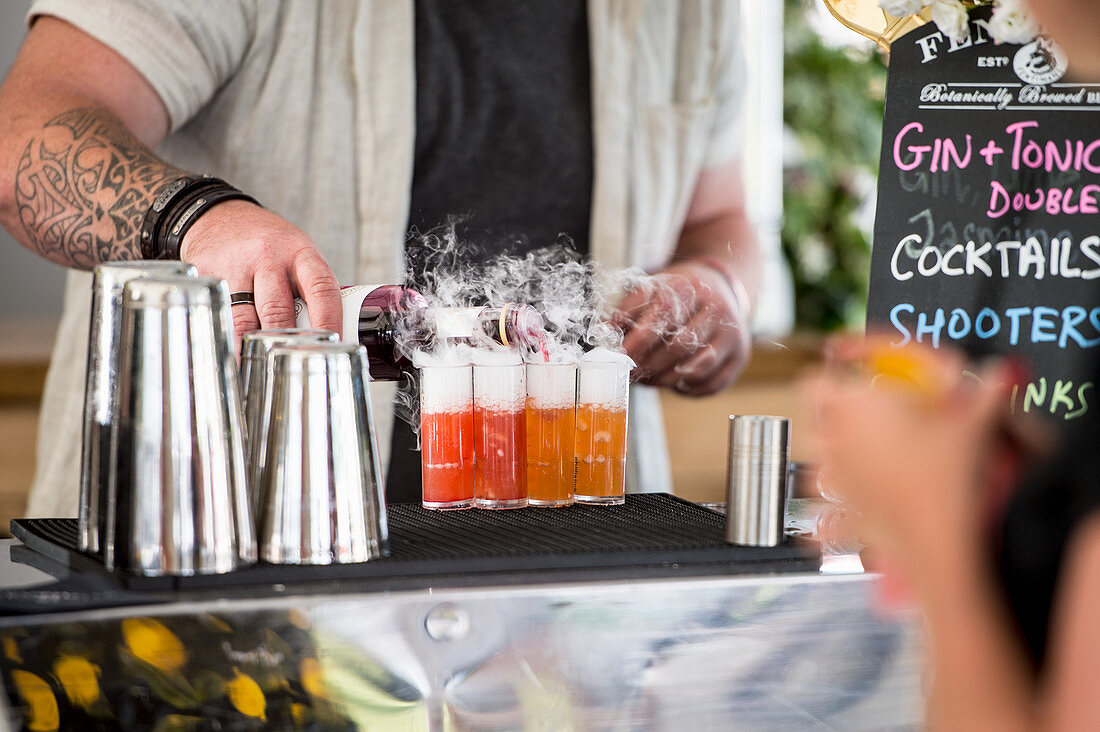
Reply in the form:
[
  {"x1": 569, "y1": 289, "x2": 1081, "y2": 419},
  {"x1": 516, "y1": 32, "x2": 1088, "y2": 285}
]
[{"x1": 867, "y1": 6, "x2": 1100, "y2": 424}]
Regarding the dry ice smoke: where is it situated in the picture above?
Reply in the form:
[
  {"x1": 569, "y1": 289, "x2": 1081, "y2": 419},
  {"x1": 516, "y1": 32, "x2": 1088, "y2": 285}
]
[
  {"x1": 393, "y1": 221, "x2": 739, "y2": 440},
  {"x1": 401, "y1": 221, "x2": 625, "y2": 361}
]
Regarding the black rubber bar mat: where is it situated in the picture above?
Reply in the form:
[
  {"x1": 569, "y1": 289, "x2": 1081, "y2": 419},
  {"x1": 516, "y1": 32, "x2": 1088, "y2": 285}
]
[{"x1": 9, "y1": 493, "x2": 819, "y2": 596}]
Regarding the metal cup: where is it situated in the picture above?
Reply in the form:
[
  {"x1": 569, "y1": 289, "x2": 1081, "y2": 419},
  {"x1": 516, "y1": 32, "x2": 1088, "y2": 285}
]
[
  {"x1": 725, "y1": 415, "x2": 790, "y2": 547},
  {"x1": 79, "y1": 261, "x2": 197, "y2": 556},
  {"x1": 240, "y1": 329, "x2": 337, "y2": 515},
  {"x1": 109, "y1": 275, "x2": 255, "y2": 575},
  {"x1": 241, "y1": 329, "x2": 339, "y2": 415},
  {"x1": 256, "y1": 342, "x2": 388, "y2": 564}
]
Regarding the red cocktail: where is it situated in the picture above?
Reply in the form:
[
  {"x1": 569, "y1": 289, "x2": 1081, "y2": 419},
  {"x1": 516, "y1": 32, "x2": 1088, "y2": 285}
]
[
  {"x1": 473, "y1": 358, "x2": 528, "y2": 508},
  {"x1": 419, "y1": 363, "x2": 474, "y2": 509}
]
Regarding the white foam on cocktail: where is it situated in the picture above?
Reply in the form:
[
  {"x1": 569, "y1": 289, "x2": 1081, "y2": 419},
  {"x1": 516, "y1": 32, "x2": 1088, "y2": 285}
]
[
  {"x1": 579, "y1": 347, "x2": 635, "y2": 366},
  {"x1": 526, "y1": 362, "x2": 577, "y2": 409},
  {"x1": 415, "y1": 349, "x2": 474, "y2": 414},
  {"x1": 526, "y1": 341, "x2": 582, "y2": 365},
  {"x1": 472, "y1": 348, "x2": 525, "y2": 411},
  {"x1": 470, "y1": 346, "x2": 522, "y2": 366},
  {"x1": 419, "y1": 366, "x2": 472, "y2": 414},
  {"x1": 412, "y1": 345, "x2": 475, "y2": 369},
  {"x1": 578, "y1": 348, "x2": 634, "y2": 406}
]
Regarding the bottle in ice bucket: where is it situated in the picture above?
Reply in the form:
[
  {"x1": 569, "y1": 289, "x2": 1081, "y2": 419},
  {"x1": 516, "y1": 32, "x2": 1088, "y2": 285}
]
[
  {"x1": 432, "y1": 304, "x2": 547, "y2": 355},
  {"x1": 295, "y1": 284, "x2": 429, "y2": 380}
]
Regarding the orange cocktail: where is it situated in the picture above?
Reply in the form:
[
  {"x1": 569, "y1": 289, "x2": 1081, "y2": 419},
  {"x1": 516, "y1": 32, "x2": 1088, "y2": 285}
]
[
  {"x1": 574, "y1": 350, "x2": 632, "y2": 505},
  {"x1": 419, "y1": 363, "x2": 474, "y2": 509},
  {"x1": 574, "y1": 404, "x2": 628, "y2": 502},
  {"x1": 525, "y1": 362, "x2": 577, "y2": 506},
  {"x1": 473, "y1": 359, "x2": 528, "y2": 508}
]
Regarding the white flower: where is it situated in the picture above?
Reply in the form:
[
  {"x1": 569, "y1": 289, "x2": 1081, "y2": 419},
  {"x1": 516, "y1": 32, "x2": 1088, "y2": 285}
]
[
  {"x1": 879, "y1": 0, "x2": 929, "y2": 17},
  {"x1": 987, "y1": 0, "x2": 1039, "y2": 44},
  {"x1": 930, "y1": 0, "x2": 970, "y2": 43}
]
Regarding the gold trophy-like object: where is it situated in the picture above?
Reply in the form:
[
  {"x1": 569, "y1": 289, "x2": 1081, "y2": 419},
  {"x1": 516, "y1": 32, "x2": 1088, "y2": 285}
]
[{"x1": 822, "y1": 0, "x2": 932, "y2": 51}]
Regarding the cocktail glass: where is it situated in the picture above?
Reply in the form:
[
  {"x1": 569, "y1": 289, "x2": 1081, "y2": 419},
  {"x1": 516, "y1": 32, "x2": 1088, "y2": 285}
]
[
  {"x1": 420, "y1": 363, "x2": 475, "y2": 510},
  {"x1": 574, "y1": 351, "x2": 632, "y2": 505},
  {"x1": 525, "y1": 361, "x2": 577, "y2": 507},
  {"x1": 473, "y1": 358, "x2": 527, "y2": 509}
]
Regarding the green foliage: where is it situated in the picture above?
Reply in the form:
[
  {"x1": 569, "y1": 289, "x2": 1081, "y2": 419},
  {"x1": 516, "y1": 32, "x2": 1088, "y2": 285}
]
[{"x1": 782, "y1": 0, "x2": 888, "y2": 331}]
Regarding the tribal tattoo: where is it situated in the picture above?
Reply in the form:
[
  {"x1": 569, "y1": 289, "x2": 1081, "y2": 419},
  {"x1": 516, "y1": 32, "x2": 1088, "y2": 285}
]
[{"x1": 14, "y1": 107, "x2": 185, "y2": 267}]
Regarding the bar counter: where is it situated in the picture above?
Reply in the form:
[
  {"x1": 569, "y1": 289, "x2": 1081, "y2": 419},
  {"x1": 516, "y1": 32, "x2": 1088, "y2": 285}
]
[{"x1": 0, "y1": 500, "x2": 923, "y2": 730}]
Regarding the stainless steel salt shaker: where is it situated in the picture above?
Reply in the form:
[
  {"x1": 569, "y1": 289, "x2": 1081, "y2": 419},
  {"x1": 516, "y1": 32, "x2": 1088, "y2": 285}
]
[{"x1": 725, "y1": 415, "x2": 790, "y2": 547}]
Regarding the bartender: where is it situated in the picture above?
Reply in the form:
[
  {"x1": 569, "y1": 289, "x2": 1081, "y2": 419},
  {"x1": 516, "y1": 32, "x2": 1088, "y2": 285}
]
[{"x1": 0, "y1": 0, "x2": 760, "y2": 510}]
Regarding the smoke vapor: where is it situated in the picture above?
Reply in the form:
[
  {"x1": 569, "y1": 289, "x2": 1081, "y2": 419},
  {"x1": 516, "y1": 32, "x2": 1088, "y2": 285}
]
[{"x1": 392, "y1": 221, "x2": 739, "y2": 441}]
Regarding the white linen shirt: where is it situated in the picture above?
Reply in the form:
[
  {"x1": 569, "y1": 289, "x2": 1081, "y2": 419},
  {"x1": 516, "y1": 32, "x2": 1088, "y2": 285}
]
[{"x1": 26, "y1": 0, "x2": 744, "y2": 516}]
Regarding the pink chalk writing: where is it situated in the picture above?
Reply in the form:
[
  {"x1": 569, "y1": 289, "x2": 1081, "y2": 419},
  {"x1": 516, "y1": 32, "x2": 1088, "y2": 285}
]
[{"x1": 987, "y1": 182, "x2": 1100, "y2": 218}]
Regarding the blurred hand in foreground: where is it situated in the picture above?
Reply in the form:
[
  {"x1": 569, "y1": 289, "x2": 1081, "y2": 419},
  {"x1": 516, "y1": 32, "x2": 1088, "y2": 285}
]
[{"x1": 800, "y1": 335, "x2": 1024, "y2": 585}]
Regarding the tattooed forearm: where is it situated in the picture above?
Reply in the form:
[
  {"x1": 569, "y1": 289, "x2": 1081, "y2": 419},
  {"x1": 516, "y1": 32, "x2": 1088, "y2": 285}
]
[{"x1": 13, "y1": 107, "x2": 187, "y2": 267}]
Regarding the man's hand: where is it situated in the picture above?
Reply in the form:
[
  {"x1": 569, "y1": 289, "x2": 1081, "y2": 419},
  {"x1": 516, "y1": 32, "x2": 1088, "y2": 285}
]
[
  {"x1": 180, "y1": 200, "x2": 343, "y2": 339},
  {"x1": 612, "y1": 260, "x2": 751, "y2": 396},
  {"x1": 619, "y1": 157, "x2": 760, "y2": 397}
]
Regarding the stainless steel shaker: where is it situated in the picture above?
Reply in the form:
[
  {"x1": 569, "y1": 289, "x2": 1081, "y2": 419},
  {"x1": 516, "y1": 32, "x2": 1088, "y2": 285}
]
[
  {"x1": 239, "y1": 328, "x2": 337, "y2": 516},
  {"x1": 725, "y1": 415, "x2": 791, "y2": 547},
  {"x1": 79, "y1": 261, "x2": 196, "y2": 556},
  {"x1": 240, "y1": 329, "x2": 339, "y2": 420},
  {"x1": 256, "y1": 342, "x2": 388, "y2": 564},
  {"x1": 109, "y1": 275, "x2": 255, "y2": 575}
]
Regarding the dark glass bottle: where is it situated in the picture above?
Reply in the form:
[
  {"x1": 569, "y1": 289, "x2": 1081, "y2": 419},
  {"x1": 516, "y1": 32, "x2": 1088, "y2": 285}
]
[
  {"x1": 355, "y1": 285, "x2": 432, "y2": 379},
  {"x1": 295, "y1": 284, "x2": 429, "y2": 380},
  {"x1": 297, "y1": 291, "x2": 549, "y2": 376}
]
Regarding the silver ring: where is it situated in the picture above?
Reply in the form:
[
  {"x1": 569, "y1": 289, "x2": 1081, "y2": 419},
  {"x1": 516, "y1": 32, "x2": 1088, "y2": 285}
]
[{"x1": 229, "y1": 291, "x2": 255, "y2": 306}]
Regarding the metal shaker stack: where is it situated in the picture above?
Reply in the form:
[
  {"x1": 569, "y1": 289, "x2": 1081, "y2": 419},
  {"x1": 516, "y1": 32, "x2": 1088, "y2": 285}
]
[
  {"x1": 77, "y1": 264, "x2": 389, "y2": 576},
  {"x1": 79, "y1": 263, "x2": 254, "y2": 575}
]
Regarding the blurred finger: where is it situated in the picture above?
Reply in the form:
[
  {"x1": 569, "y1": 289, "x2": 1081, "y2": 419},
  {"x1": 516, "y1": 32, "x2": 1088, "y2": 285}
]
[
  {"x1": 291, "y1": 250, "x2": 342, "y2": 336},
  {"x1": 672, "y1": 303, "x2": 745, "y2": 377},
  {"x1": 609, "y1": 286, "x2": 651, "y2": 332},
  {"x1": 253, "y1": 265, "x2": 298, "y2": 330},
  {"x1": 621, "y1": 304, "x2": 673, "y2": 380},
  {"x1": 672, "y1": 348, "x2": 734, "y2": 393},
  {"x1": 669, "y1": 351, "x2": 739, "y2": 396},
  {"x1": 639, "y1": 323, "x2": 715, "y2": 386},
  {"x1": 822, "y1": 333, "x2": 867, "y2": 368},
  {"x1": 827, "y1": 332, "x2": 972, "y2": 400},
  {"x1": 613, "y1": 272, "x2": 694, "y2": 334},
  {"x1": 658, "y1": 308, "x2": 749, "y2": 392}
]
